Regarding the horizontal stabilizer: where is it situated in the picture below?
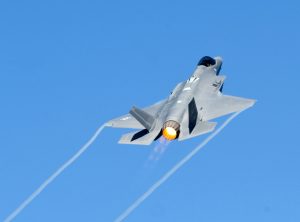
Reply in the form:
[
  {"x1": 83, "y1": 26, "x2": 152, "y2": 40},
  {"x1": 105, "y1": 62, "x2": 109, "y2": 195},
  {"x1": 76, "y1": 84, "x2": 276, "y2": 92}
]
[
  {"x1": 105, "y1": 115, "x2": 144, "y2": 129},
  {"x1": 119, "y1": 128, "x2": 161, "y2": 145},
  {"x1": 178, "y1": 120, "x2": 217, "y2": 141}
]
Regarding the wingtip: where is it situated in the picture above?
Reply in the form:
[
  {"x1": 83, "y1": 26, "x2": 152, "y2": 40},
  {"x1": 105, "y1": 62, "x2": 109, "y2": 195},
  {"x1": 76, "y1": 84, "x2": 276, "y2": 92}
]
[
  {"x1": 104, "y1": 121, "x2": 113, "y2": 127},
  {"x1": 241, "y1": 98, "x2": 257, "y2": 112},
  {"x1": 250, "y1": 99, "x2": 257, "y2": 107}
]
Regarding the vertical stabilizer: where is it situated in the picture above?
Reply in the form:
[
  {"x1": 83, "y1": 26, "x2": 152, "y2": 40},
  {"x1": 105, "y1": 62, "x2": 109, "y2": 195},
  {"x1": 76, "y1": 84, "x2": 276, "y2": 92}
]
[{"x1": 129, "y1": 106, "x2": 155, "y2": 131}]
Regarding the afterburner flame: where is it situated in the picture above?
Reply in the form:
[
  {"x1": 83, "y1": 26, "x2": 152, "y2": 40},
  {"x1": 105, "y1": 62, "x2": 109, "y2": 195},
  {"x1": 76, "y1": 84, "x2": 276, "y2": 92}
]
[{"x1": 162, "y1": 127, "x2": 177, "y2": 140}]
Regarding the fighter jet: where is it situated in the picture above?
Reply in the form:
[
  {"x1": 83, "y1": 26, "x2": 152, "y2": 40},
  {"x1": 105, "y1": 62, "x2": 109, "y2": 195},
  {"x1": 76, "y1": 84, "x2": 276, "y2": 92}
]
[{"x1": 106, "y1": 56, "x2": 255, "y2": 145}]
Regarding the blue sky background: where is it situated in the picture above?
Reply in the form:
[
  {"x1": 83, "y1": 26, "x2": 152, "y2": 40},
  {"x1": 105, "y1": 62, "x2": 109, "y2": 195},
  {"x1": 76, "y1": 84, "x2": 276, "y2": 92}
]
[{"x1": 0, "y1": 0, "x2": 299, "y2": 221}]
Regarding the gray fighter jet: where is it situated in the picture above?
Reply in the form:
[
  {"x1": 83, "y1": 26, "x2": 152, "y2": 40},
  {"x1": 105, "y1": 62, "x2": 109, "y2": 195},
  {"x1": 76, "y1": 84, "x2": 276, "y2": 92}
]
[{"x1": 106, "y1": 56, "x2": 255, "y2": 145}]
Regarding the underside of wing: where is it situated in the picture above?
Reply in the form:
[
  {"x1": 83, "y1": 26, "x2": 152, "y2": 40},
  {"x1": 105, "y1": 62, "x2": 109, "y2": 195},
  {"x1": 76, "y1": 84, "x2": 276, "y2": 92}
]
[
  {"x1": 178, "y1": 103, "x2": 217, "y2": 141},
  {"x1": 179, "y1": 119, "x2": 217, "y2": 141},
  {"x1": 200, "y1": 94, "x2": 256, "y2": 121},
  {"x1": 118, "y1": 127, "x2": 161, "y2": 145},
  {"x1": 105, "y1": 99, "x2": 166, "y2": 129}
]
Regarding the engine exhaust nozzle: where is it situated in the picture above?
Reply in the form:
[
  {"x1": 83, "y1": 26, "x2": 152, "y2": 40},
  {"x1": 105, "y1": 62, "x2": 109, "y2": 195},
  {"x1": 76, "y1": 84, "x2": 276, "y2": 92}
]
[{"x1": 162, "y1": 120, "x2": 180, "y2": 141}]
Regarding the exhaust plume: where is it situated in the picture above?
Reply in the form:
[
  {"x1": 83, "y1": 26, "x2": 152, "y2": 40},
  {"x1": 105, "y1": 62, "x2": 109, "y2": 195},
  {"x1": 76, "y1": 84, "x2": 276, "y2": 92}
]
[
  {"x1": 114, "y1": 111, "x2": 242, "y2": 222},
  {"x1": 145, "y1": 138, "x2": 170, "y2": 168}
]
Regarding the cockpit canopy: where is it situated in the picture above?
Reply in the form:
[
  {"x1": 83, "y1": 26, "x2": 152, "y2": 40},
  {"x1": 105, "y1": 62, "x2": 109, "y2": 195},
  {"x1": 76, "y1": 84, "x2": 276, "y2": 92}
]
[{"x1": 197, "y1": 56, "x2": 216, "y2": 67}]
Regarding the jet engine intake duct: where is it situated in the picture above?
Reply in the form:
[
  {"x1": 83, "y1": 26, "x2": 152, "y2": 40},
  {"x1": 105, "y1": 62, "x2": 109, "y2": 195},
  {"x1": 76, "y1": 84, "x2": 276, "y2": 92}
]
[{"x1": 162, "y1": 120, "x2": 180, "y2": 141}]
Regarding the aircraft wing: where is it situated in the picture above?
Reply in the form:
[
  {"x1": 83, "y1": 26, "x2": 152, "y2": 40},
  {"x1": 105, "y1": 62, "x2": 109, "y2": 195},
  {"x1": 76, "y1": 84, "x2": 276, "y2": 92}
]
[
  {"x1": 105, "y1": 99, "x2": 167, "y2": 129},
  {"x1": 199, "y1": 93, "x2": 256, "y2": 121},
  {"x1": 177, "y1": 93, "x2": 254, "y2": 141},
  {"x1": 178, "y1": 117, "x2": 217, "y2": 141}
]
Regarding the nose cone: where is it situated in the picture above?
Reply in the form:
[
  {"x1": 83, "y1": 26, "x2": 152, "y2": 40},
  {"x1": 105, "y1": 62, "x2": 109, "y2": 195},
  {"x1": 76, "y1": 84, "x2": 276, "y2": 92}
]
[
  {"x1": 214, "y1": 56, "x2": 223, "y2": 64},
  {"x1": 214, "y1": 56, "x2": 223, "y2": 74}
]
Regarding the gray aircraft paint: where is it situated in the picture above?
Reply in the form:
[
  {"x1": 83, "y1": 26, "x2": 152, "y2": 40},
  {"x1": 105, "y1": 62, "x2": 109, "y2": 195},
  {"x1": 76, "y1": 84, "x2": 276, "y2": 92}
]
[{"x1": 106, "y1": 56, "x2": 255, "y2": 145}]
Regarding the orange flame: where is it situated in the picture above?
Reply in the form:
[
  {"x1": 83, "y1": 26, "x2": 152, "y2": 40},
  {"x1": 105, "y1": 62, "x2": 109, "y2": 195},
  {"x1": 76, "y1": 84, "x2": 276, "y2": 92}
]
[{"x1": 162, "y1": 127, "x2": 177, "y2": 140}]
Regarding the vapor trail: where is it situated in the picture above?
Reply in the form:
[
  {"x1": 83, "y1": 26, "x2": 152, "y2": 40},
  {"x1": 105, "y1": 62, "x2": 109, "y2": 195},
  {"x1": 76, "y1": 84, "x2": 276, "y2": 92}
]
[
  {"x1": 4, "y1": 124, "x2": 106, "y2": 222},
  {"x1": 114, "y1": 111, "x2": 242, "y2": 222}
]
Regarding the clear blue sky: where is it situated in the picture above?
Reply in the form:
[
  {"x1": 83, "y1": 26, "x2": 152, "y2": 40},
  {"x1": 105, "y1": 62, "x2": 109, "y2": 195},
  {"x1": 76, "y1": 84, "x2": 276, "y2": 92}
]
[{"x1": 1, "y1": 0, "x2": 299, "y2": 221}]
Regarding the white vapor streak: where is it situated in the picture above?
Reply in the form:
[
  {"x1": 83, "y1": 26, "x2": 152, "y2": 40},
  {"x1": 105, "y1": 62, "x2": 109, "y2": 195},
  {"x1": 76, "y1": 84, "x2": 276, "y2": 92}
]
[
  {"x1": 4, "y1": 124, "x2": 106, "y2": 222},
  {"x1": 114, "y1": 111, "x2": 242, "y2": 222}
]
